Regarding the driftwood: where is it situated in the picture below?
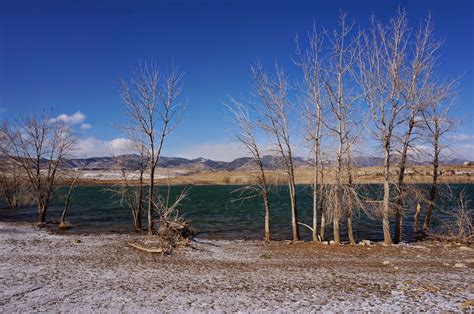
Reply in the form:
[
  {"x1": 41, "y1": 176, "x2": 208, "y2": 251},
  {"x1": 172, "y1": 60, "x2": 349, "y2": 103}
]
[
  {"x1": 128, "y1": 242, "x2": 164, "y2": 253},
  {"x1": 298, "y1": 222, "x2": 314, "y2": 232},
  {"x1": 127, "y1": 219, "x2": 195, "y2": 254},
  {"x1": 297, "y1": 222, "x2": 324, "y2": 242}
]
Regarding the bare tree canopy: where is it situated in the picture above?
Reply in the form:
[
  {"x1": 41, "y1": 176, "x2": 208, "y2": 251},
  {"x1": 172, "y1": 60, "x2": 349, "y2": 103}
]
[
  {"x1": 2, "y1": 110, "x2": 75, "y2": 223},
  {"x1": 120, "y1": 62, "x2": 186, "y2": 235},
  {"x1": 357, "y1": 10, "x2": 413, "y2": 245},
  {"x1": 226, "y1": 97, "x2": 272, "y2": 241},
  {"x1": 251, "y1": 62, "x2": 300, "y2": 241}
]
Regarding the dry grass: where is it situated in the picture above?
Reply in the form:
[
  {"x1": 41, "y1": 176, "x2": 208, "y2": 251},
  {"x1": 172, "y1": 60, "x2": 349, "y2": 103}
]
[{"x1": 155, "y1": 165, "x2": 474, "y2": 185}]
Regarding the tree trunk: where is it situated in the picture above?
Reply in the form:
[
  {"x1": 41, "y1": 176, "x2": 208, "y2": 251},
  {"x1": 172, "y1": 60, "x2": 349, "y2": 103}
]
[
  {"x1": 394, "y1": 201, "x2": 403, "y2": 244},
  {"x1": 333, "y1": 214, "x2": 340, "y2": 244},
  {"x1": 39, "y1": 204, "x2": 47, "y2": 224},
  {"x1": 346, "y1": 134, "x2": 355, "y2": 245},
  {"x1": 348, "y1": 211, "x2": 355, "y2": 245},
  {"x1": 289, "y1": 178, "x2": 299, "y2": 241},
  {"x1": 334, "y1": 175, "x2": 342, "y2": 244},
  {"x1": 135, "y1": 173, "x2": 144, "y2": 232},
  {"x1": 422, "y1": 189, "x2": 435, "y2": 238},
  {"x1": 313, "y1": 106, "x2": 322, "y2": 242},
  {"x1": 422, "y1": 149, "x2": 438, "y2": 238},
  {"x1": 320, "y1": 210, "x2": 326, "y2": 241},
  {"x1": 312, "y1": 184, "x2": 318, "y2": 242},
  {"x1": 135, "y1": 196, "x2": 143, "y2": 232},
  {"x1": 312, "y1": 149, "x2": 319, "y2": 242},
  {"x1": 319, "y1": 163, "x2": 325, "y2": 242},
  {"x1": 60, "y1": 192, "x2": 72, "y2": 227},
  {"x1": 256, "y1": 153, "x2": 271, "y2": 242},
  {"x1": 413, "y1": 203, "x2": 421, "y2": 241},
  {"x1": 148, "y1": 166, "x2": 155, "y2": 235},
  {"x1": 382, "y1": 140, "x2": 393, "y2": 245},
  {"x1": 263, "y1": 191, "x2": 271, "y2": 242},
  {"x1": 395, "y1": 119, "x2": 414, "y2": 244},
  {"x1": 60, "y1": 171, "x2": 81, "y2": 228},
  {"x1": 333, "y1": 164, "x2": 342, "y2": 244}
]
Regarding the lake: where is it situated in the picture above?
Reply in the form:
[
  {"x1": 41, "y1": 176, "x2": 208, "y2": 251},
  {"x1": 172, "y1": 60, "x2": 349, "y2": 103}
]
[{"x1": 0, "y1": 184, "x2": 472, "y2": 242}]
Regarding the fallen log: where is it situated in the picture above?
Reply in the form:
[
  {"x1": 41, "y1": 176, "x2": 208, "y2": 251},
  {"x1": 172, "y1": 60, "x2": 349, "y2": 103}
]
[{"x1": 128, "y1": 242, "x2": 164, "y2": 253}]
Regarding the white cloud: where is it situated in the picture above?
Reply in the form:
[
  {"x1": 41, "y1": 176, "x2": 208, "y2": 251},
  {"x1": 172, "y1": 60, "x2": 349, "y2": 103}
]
[
  {"x1": 109, "y1": 138, "x2": 135, "y2": 155},
  {"x1": 50, "y1": 111, "x2": 85, "y2": 125},
  {"x1": 71, "y1": 137, "x2": 135, "y2": 158},
  {"x1": 80, "y1": 123, "x2": 92, "y2": 130}
]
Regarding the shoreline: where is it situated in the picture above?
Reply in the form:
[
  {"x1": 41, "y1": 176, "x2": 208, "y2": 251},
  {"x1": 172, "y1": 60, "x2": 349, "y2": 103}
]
[
  {"x1": 54, "y1": 165, "x2": 474, "y2": 186},
  {"x1": 1, "y1": 221, "x2": 473, "y2": 311}
]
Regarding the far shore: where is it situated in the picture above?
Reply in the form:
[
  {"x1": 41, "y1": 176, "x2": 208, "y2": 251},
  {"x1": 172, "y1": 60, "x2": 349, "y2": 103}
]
[
  {"x1": 0, "y1": 221, "x2": 472, "y2": 311},
  {"x1": 58, "y1": 165, "x2": 474, "y2": 186}
]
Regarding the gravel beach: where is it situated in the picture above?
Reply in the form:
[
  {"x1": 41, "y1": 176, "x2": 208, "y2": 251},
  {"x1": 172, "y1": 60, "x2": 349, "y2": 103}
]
[{"x1": 0, "y1": 222, "x2": 472, "y2": 312}]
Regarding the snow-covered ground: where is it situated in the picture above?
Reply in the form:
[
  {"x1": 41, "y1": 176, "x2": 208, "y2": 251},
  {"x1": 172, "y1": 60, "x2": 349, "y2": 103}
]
[
  {"x1": 0, "y1": 222, "x2": 472, "y2": 311},
  {"x1": 79, "y1": 170, "x2": 174, "y2": 181}
]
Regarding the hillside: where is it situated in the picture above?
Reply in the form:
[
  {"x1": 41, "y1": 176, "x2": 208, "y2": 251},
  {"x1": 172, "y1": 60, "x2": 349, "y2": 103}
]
[{"x1": 61, "y1": 154, "x2": 469, "y2": 172}]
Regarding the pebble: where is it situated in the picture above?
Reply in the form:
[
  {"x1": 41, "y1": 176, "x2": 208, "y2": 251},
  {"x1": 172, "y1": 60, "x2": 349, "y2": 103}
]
[{"x1": 459, "y1": 300, "x2": 474, "y2": 310}]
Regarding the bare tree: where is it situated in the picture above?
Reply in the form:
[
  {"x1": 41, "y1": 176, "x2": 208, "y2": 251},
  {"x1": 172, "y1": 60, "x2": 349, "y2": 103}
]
[
  {"x1": 109, "y1": 140, "x2": 148, "y2": 232},
  {"x1": 318, "y1": 13, "x2": 361, "y2": 244},
  {"x1": 59, "y1": 164, "x2": 84, "y2": 229},
  {"x1": 393, "y1": 14, "x2": 443, "y2": 243},
  {"x1": 0, "y1": 124, "x2": 29, "y2": 208},
  {"x1": 421, "y1": 81, "x2": 455, "y2": 238},
  {"x1": 226, "y1": 98, "x2": 272, "y2": 241},
  {"x1": 129, "y1": 183, "x2": 194, "y2": 254},
  {"x1": 120, "y1": 62, "x2": 186, "y2": 235},
  {"x1": 357, "y1": 10, "x2": 410, "y2": 245},
  {"x1": 0, "y1": 154, "x2": 29, "y2": 208},
  {"x1": 3, "y1": 111, "x2": 74, "y2": 224},
  {"x1": 296, "y1": 24, "x2": 326, "y2": 242},
  {"x1": 252, "y1": 63, "x2": 300, "y2": 241},
  {"x1": 153, "y1": 183, "x2": 192, "y2": 238},
  {"x1": 445, "y1": 189, "x2": 473, "y2": 243}
]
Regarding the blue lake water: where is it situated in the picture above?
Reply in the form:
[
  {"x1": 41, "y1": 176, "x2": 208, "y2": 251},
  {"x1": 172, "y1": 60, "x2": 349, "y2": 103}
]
[{"x1": 0, "y1": 184, "x2": 472, "y2": 242}]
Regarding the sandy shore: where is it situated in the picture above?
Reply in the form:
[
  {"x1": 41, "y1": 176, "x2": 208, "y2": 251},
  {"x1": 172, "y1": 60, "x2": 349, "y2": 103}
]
[{"x1": 0, "y1": 222, "x2": 473, "y2": 312}]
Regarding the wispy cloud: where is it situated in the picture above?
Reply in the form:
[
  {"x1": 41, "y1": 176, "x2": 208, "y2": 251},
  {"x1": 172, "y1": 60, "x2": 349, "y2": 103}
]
[
  {"x1": 451, "y1": 144, "x2": 474, "y2": 160},
  {"x1": 412, "y1": 143, "x2": 474, "y2": 161},
  {"x1": 50, "y1": 111, "x2": 85, "y2": 125},
  {"x1": 172, "y1": 142, "x2": 250, "y2": 161},
  {"x1": 447, "y1": 133, "x2": 474, "y2": 142}
]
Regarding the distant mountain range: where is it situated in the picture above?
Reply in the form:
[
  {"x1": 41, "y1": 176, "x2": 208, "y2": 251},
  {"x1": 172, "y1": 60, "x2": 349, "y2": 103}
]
[
  {"x1": 61, "y1": 154, "x2": 469, "y2": 171},
  {"x1": 62, "y1": 155, "x2": 311, "y2": 171}
]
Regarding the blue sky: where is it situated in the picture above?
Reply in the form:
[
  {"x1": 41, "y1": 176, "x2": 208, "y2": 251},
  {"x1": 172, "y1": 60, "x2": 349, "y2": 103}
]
[{"x1": 0, "y1": 0, "x2": 473, "y2": 160}]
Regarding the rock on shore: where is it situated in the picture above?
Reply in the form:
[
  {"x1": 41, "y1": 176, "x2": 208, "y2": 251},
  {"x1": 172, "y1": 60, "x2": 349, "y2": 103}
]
[{"x1": 0, "y1": 222, "x2": 472, "y2": 311}]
